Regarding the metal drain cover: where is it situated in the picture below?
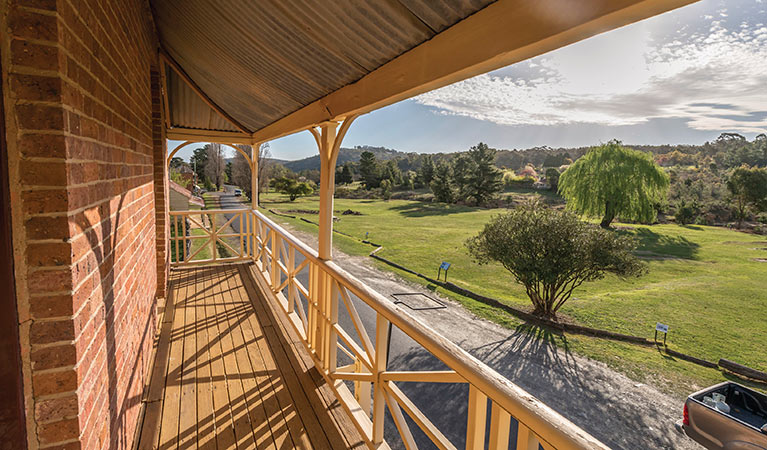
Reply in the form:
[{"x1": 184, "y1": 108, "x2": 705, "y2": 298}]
[{"x1": 390, "y1": 293, "x2": 446, "y2": 311}]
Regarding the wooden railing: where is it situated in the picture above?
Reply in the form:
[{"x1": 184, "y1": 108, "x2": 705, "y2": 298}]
[
  {"x1": 169, "y1": 208, "x2": 606, "y2": 448},
  {"x1": 169, "y1": 209, "x2": 253, "y2": 266},
  {"x1": 246, "y1": 210, "x2": 608, "y2": 450}
]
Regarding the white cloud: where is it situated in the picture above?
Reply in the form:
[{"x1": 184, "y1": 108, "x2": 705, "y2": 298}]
[{"x1": 414, "y1": 10, "x2": 767, "y2": 134}]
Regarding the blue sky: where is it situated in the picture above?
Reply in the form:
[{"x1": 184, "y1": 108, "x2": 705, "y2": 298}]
[{"x1": 170, "y1": 0, "x2": 767, "y2": 162}]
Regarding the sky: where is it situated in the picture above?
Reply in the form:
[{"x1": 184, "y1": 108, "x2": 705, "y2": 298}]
[{"x1": 169, "y1": 0, "x2": 767, "y2": 162}]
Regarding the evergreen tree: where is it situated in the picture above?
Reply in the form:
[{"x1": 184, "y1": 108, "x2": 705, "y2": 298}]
[
  {"x1": 383, "y1": 160, "x2": 402, "y2": 185},
  {"x1": 558, "y1": 140, "x2": 669, "y2": 228},
  {"x1": 430, "y1": 162, "x2": 455, "y2": 203},
  {"x1": 465, "y1": 142, "x2": 503, "y2": 206},
  {"x1": 417, "y1": 155, "x2": 435, "y2": 187},
  {"x1": 359, "y1": 151, "x2": 380, "y2": 189},
  {"x1": 336, "y1": 163, "x2": 354, "y2": 185},
  {"x1": 452, "y1": 154, "x2": 473, "y2": 201},
  {"x1": 190, "y1": 147, "x2": 208, "y2": 184},
  {"x1": 380, "y1": 179, "x2": 393, "y2": 201}
]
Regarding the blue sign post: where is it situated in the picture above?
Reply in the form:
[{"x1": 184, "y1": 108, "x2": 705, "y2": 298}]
[
  {"x1": 438, "y1": 261, "x2": 451, "y2": 282},
  {"x1": 655, "y1": 322, "x2": 669, "y2": 346}
]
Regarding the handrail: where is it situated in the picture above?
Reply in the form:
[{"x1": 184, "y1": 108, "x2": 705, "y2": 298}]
[{"x1": 250, "y1": 209, "x2": 607, "y2": 449}]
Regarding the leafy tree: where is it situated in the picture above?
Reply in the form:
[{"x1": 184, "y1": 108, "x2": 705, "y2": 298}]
[
  {"x1": 417, "y1": 155, "x2": 435, "y2": 187},
  {"x1": 170, "y1": 156, "x2": 185, "y2": 169},
  {"x1": 559, "y1": 141, "x2": 669, "y2": 228},
  {"x1": 727, "y1": 166, "x2": 767, "y2": 228},
  {"x1": 466, "y1": 206, "x2": 646, "y2": 320},
  {"x1": 542, "y1": 152, "x2": 570, "y2": 168},
  {"x1": 674, "y1": 199, "x2": 699, "y2": 225},
  {"x1": 545, "y1": 167, "x2": 560, "y2": 191},
  {"x1": 256, "y1": 143, "x2": 272, "y2": 204},
  {"x1": 270, "y1": 177, "x2": 314, "y2": 201},
  {"x1": 204, "y1": 143, "x2": 226, "y2": 190},
  {"x1": 430, "y1": 162, "x2": 455, "y2": 203},
  {"x1": 517, "y1": 164, "x2": 538, "y2": 180},
  {"x1": 169, "y1": 169, "x2": 186, "y2": 186},
  {"x1": 359, "y1": 151, "x2": 380, "y2": 189},
  {"x1": 465, "y1": 142, "x2": 503, "y2": 206},
  {"x1": 225, "y1": 161, "x2": 233, "y2": 184},
  {"x1": 231, "y1": 145, "x2": 252, "y2": 199}
]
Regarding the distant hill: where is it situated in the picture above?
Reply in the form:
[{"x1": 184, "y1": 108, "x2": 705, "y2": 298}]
[
  {"x1": 265, "y1": 133, "x2": 765, "y2": 173},
  {"x1": 271, "y1": 146, "x2": 409, "y2": 172}
]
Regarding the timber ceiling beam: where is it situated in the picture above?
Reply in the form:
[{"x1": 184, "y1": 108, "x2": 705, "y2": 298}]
[
  {"x1": 166, "y1": 127, "x2": 254, "y2": 145},
  {"x1": 250, "y1": 0, "x2": 697, "y2": 143}
]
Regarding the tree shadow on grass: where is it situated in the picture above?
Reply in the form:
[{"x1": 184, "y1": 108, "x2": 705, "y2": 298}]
[
  {"x1": 390, "y1": 201, "x2": 475, "y2": 217},
  {"x1": 618, "y1": 228, "x2": 701, "y2": 260}
]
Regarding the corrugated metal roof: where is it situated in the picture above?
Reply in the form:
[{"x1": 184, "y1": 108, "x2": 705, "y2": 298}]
[
  {"x1": 152, "y1": 0, "x2": 494, "y2": 134},
  {"x1": 166, "y1": 69, "x2": 240, "y2": 132}
]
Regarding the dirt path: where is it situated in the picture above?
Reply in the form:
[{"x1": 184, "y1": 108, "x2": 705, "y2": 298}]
[{"x1": 281, "y1": 223, "x2": 702, "y2": 449}]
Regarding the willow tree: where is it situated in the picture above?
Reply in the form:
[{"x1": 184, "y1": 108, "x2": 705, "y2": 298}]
[{"x1": 558, "y1": 141, "x2": 669, "y2": 228}]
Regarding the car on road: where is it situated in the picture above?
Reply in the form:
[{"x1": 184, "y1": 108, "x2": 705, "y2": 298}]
[
  {"x1": 676, "y1": 381, "x2": 767, "y2": 449},
  {"x1": 234, "y1": 189, "x2": 242, "y2": 196}
]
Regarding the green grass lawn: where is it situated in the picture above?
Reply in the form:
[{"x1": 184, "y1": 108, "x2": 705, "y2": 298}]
[{"x1": 259, "y1": 191, "x2": 767, "y2": 396}]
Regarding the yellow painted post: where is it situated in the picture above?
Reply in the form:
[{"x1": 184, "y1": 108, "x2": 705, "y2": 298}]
[
  {"x1": 489, "y1": 402, "x2": 511, "y2": 450},
  {"x1": 516, "y1": 424, "x2": 540, "y2": 450},
  {"x1": 287, "y1": 246, "x2": 295, "y2": 313},
  {"x1": 317, "y1": 122, "x2": 339, "y2": 261},
  {"x1": 372, "y1": 314, "x2": 390, "y2": 444},
  {"x1": 466, "y1": 385, "x2": 488, "y2": 449},
  {"x1": 271, "y1": 231, "x2": 279, "y2": 290},
  {"x1": 211, "y1": 212, "x2": 217, "y2": 262},
  {"x1": 251, "y1": 146, "x2": 258, "y2": 210},
  {"x1": 327, "y1": 279, "x2": 338, "y2": 373},
  {"x1": 173, "y1": 215, "x2": 179, "y2": 264}
]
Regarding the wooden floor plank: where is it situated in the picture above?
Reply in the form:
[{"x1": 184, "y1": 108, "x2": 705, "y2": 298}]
[
  {"x1": 157, "y1": 268, "x2": 188, "y2": 449},
  {"x1": 212, "y1": 265, "x2": 270, "y2": 450},
  {"x1": 218, "y1": 265, "x2": 279, "y2": 450},
  {"x1": 136, "y1": 263, "x2": 363, "y2": 450},
  {"x1": 238, "y1": 265, "x2": 332, "y2": 449},
  {"x1": 210, "y1": 265, "x2": 260, "y2": 450},
  {"x1": 228, "y1": 274, "x2": 295, "y2": 450},
  {"x1": 178, "y1": 266, "x2": 199, "y2": 450},
  {"x1": 137, "y1": 268, "x2": 180, "y2": 450},
  {"x1": 203, "y1": 266, "x2": 238, "y2": 450},
  {"x1": 193, "y1": 266, "x2": 217, "y2": 450},
  {"x1": 245, "y1": 264, "x2": 366, "y2": 450}
]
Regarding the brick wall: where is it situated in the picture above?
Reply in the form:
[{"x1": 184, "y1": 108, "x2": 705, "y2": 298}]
[{"x1": 1, "y1": 0, "x2": 165, "y2": 448}]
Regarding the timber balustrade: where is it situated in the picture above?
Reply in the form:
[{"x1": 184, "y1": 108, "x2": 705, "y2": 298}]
[
  {"x1": 169, "y1": 208, "x2": 607, "y2": 450},
  {"x1": 169, "y1": 209, "x2": 253, "y2": 265}
]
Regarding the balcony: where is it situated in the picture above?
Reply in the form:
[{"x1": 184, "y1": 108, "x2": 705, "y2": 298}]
[
  {"x1": 138, "y1": 209, "x2": 608, "y2": 449},
  {"x1": 136, "y1": 264, "x2": 365, "y2": 449}
]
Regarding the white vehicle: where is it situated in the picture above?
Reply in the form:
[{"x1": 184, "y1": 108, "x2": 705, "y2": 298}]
[{"x1": 234, "y1": 189, "x2": 242, "y2": 196}]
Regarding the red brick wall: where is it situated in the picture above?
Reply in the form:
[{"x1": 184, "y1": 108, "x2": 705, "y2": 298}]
[{"x1": 1, "y1": 0, "x2": 165, "y2": 448}]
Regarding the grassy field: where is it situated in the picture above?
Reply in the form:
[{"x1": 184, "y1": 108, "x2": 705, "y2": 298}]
[{"x1": 260, "y1": 191, "x2": 767, "y2": 396}]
